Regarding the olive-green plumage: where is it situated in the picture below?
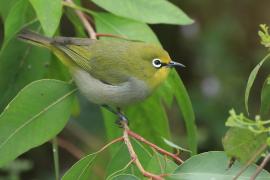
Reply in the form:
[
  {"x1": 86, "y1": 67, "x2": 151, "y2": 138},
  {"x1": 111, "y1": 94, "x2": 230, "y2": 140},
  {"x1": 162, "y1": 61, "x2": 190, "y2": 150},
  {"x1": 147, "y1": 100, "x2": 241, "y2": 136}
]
[{"x1": 18, "y1": 30, "x2": 183, "y2": 107}]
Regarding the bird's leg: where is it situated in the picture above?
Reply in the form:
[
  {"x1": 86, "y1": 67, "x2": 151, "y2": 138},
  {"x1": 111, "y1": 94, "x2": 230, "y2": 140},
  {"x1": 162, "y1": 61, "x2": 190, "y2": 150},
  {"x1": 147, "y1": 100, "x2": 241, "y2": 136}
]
[
  {"x1": 101, "y1": 105, "x2": 128, "y2": 127},
  {"x1": 116, "y1": 107, "x2": 129, "y2": 126}
]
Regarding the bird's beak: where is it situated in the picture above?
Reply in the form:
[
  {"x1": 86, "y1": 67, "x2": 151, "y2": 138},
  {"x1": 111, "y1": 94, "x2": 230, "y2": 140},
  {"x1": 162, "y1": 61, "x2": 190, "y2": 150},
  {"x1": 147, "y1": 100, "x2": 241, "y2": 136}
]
[{"x1": 167, "y1": 61, "x2": 185, "y2": 68}]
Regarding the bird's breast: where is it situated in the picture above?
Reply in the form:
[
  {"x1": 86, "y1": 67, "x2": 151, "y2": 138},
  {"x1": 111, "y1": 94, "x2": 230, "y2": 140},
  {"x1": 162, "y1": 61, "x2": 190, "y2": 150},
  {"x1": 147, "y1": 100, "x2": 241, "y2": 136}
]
[{"x1": 71, "y1": 68, "x2": 150, "y2": 107}]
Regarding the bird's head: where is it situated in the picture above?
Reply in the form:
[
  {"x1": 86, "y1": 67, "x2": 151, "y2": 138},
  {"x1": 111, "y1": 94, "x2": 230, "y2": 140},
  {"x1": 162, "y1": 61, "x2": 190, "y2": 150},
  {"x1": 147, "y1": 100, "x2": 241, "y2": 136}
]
[{"x1": 134, "y1": 43, "x2": 185, "y2": 90}]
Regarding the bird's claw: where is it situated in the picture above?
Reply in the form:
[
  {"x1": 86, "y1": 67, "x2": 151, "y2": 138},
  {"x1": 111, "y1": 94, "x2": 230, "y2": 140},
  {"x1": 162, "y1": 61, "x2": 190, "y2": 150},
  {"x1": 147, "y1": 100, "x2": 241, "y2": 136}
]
[{"x1": 115, "y1": 113, "x2": 129, "y2": 128}]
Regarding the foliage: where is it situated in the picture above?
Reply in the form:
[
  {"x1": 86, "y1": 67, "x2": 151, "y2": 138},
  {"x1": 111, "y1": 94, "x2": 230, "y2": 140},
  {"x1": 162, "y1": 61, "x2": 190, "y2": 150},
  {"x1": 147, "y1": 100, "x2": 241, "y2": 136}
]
[
  {"x1": 168, "y1": 151, "x2": 270, "y2": 180},
  {"x1": 223, "y1": 24, "x2": 270, "y2": 174},
  {"x1": 0, "y1": 80, "x2": 76, "y2": 167},
  {"x1": 0, "y1": 0, "x2": 269, "y2": 179},
  {"x1": 258, "y1": 24, "x2": 270, "y2": 49},
  {"x1": 0, "y1": 0, "x2": 199, "y2": 178}
]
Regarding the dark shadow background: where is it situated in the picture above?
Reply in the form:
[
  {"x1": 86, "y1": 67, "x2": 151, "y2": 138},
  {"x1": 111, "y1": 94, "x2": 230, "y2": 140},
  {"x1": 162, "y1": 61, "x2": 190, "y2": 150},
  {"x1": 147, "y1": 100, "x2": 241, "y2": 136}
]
[{"x1": 0, "y1": 0, "x2": 270, "y2": 179}]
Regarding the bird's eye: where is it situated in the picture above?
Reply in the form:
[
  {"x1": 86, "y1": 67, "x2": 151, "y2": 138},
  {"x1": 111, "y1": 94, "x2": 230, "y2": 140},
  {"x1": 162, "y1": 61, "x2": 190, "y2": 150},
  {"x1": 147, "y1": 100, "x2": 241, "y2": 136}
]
[{"x1": 152, "y1": 58, "x2": 162, "y2": 68}]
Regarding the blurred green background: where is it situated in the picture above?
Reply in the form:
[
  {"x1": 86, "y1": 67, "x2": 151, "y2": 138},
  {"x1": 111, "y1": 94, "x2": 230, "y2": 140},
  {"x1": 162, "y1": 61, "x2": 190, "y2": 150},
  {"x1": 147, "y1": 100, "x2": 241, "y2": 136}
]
[{"x1": 1, "y1": 0, "x2": 270, "y2": 179}]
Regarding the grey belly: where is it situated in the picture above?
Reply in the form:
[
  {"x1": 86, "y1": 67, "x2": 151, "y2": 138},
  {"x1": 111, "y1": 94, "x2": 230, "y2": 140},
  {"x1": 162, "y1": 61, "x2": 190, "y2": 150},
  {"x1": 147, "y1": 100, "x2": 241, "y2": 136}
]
[{"x1": 71, "y1": 68, "x2": 150, "y2": 107}]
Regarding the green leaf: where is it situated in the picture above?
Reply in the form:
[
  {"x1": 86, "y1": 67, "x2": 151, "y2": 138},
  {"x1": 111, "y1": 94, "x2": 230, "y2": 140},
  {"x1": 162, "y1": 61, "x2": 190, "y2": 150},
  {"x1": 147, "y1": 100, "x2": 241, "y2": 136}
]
[
  {"x1": 169, "y1": 70, "x2": 197, "y2": 154},
  {"x1": 245, "y1": 53, "x2": 270, "y2": 114},
  {"x1": 0, "y1": 1, "x2": 39, "y2": 111},
  {"x1": 260, "y1": 76, "x2": 270, "y2": 118},
  {"x1": 0, "y1": 0, "x2": 18, "y2": 20},
  {"x1": 0, "y1": 79, "x2": 76, "y2": 167},
  {"x1": 146, "y1": 151, "x2": 177, "y2": 175},
  {"x1": 91, "y1": 0, "x2": 193, "y2": 25},
  {"x1": 64, "y1": 8, "x2": 87, "y2": 37},
  {"x1": 167, "y1": 151, "x2": 270, "y2": 180},
  {"x1": 162, "y1": 137, "x2": 191, "y2": 153},
  {"x1": 0, "y1": 46, "x2": 51, "y2": 111},
  {"x1": 29, "y1": 0, "x2": 62, "y2": 36},
  {"x1": 93, "y1": 12, "x2": 159, "y2": 43},
  {"x1": 110, "y1": 174, "x2": 140, "y2": 180},
  {"x1": 106, "y1": 143, "x2": 132, "y2": 178},
  {"x1": 258, "y1": 24, "x2": 270, "y2": 48},
  {"x1": 222, "y1": 128, "x2": 267, "y2": 163},
  {"x1": 4, "y1": 0, "x2": 36, "y2": 44},
  {"x1": 106, "y1": 140, "x2": 152, "y2": 178},
  {"x1": 62, "y1": 153, "x2": 97, "y2": 180}
]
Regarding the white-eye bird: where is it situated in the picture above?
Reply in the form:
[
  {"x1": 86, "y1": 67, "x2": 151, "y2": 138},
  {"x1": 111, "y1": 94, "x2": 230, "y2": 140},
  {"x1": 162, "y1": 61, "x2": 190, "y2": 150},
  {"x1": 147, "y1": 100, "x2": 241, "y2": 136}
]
[{"x1": 18, "y1": 30, "x2": 184, "y2": 123}]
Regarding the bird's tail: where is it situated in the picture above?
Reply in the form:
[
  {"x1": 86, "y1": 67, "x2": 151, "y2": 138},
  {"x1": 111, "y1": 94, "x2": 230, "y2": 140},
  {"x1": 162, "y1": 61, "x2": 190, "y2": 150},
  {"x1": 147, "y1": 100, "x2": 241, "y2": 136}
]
[{"x1": 17, "y1": 30, "x2": 52, "y2": 48}]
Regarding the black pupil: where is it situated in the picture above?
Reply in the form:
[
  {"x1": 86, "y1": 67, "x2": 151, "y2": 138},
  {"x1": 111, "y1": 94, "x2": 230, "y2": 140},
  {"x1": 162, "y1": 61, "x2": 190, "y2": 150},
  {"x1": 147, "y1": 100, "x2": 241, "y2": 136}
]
[{"x1": 154, "y1": 60, "x2": 161, "y2": 65}]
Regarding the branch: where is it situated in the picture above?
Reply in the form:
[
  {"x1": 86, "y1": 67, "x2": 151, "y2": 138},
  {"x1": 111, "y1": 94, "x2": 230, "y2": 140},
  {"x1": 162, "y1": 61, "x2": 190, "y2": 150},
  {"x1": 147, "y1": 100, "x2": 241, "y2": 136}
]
[
  {"x1": 57, "y1": 137, "x2": 85, "y2": 159},
  {"x1": 122, "y1": 123, "x2": 163, "y2": 180},
  {"x1": 233, "y1": 143, "x2": 268, "y2": 180},
  {"x1": 250, "y1": 153, "x2": 270, "y2": 180},
  {"x1": 52, "y1": 138, "x2": 60, "y2": 180},
  {"x1": 127, "y1": 130, "x2": 184, "y2": 164},
  {"x1": 64, "y1": 0, "x2": 96, "y2": 39}
]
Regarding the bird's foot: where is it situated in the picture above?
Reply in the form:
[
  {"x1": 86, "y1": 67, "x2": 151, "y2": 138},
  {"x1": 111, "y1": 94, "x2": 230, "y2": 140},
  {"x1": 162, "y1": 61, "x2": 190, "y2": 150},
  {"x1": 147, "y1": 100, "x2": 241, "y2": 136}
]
[{"x1": 115, "y1": 113, "x2": 129, "y2": 128}]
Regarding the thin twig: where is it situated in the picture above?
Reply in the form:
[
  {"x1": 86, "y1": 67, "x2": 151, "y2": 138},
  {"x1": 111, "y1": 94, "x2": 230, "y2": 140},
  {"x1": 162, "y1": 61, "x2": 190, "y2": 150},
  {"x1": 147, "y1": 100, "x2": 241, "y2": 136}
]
[
  {"x1": 64, "y1": 0, "x2": 96, "y2": 39},
  {"x1": 52, "y1": 138, "x2": 60, "y2": 180},
  {"x1": 122, "y1": 123, "x2": 163, "y2": 180},
  {"x1": 127, "y1": 130, "x2": 184, "y2": 164},
  {"x1": 233, "y1": 143, "x2": 268, "y2": 180},
  {"x1": 250, "y1": 153, "x2": 270, "y2": 180},
  {"x1": 57, "y1": 137, "x2": 85, "y2": 159}
]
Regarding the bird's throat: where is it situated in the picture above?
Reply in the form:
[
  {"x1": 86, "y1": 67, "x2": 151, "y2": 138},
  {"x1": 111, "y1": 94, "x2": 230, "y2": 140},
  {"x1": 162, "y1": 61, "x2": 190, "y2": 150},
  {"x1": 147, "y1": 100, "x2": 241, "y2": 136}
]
[{"x1": 148, "y1": 68, "x2": 170, "y2": 90}]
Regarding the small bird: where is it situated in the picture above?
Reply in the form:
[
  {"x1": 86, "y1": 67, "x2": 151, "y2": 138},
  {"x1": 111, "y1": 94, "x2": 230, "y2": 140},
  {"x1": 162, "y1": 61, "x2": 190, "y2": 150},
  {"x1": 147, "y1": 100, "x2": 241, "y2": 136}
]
[{"x1": 18, "y1": 30, "x2": 184, "y2": 123}]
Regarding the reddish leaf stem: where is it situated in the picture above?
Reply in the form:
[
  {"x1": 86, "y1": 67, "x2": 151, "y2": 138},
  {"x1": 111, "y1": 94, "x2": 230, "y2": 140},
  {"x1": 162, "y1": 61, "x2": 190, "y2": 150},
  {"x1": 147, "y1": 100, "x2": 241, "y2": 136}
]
[
  {"x1": 233, "y1": 143, "x2": 268, "y2": 180},
  {"x1": 250, "y1": 152, "x2": 270, "y2": 180},
  {"x1": 122, "y1": 123, "x2": 163, "y2": 180},
  {"x1": 64, "y1": 0, "x2": 96, "y2": 39},
  {"x1": 127, "y1": 130, "x2": 184, "y2": 164}
]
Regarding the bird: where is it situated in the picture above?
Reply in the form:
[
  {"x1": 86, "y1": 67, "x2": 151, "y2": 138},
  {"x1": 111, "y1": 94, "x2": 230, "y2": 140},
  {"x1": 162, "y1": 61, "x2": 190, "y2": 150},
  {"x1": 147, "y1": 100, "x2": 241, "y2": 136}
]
[{"x1": 18, "y1": 30, "x2": 184, "y2": 124}]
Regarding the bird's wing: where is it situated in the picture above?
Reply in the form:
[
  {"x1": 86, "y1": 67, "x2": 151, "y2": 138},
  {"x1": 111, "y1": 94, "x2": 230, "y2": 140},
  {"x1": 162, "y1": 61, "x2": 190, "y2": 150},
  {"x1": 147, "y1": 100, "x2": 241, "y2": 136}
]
[
  {"x1": 52, "y1": 37, "x2": 94, "y2": 73},
  {"x1": 52, "y1": 37, "x2": 130, "y2": 85}
]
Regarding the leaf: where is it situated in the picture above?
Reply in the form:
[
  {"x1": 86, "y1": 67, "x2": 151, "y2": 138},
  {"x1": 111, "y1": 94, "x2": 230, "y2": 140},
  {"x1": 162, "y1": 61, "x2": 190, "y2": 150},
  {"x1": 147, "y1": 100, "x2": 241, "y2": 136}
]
[
  {"x1": 260, "y1": 76, "x2": 270, "y2": 118},
  {"x1": 169, "y1": 70, "x2": 197, "y2": 154},
  {"x1": 64, "y1": 8, "x2": 87, "y2": 37},
  {"x1": 91, "y1": 0, "x2": 193, "y2": 25},
  {"x1": 167, "y1": 151, "x2": 270, "y2": 180},
  {"x1": 162, "y1": 137, "x2": 191, "y2": 153},
  {"x1": 0, "y1": 79, "x2": 76, "y2": 167},
  {"x1": 0, "y1": 0, "x2": 18, "y2": 20},
  {"x1": 0, "y1": 1, "x2": 39, "y2": 111},
  {"x1": 146, "y1": 151, "x2": 177, "y2": 175},
  {"x1": 106, "y1": 143, "x2": 132, "y2": 178},
  {"x1": 245, "y1": 53, "x2": 270, "y2": 114},
  {"x1": 106, "y1": 140, "x2": 152, "y2": 178},
  {"x1": 222, "y1": 128, "x2": 267, "y2": 163},
  {"x1": 110, "y1": 174, "x2": 140, "y2": 180},
  {"x1": 62, "y1": 153, "x2": 97, "y2": 180},
  {"x1": 0, "y1": 46, "x2": 51, "y2": 111},
  {"x1": 93, "y1": 12, "x2": 159, "y2": 43},
  {"x1": 29, "y1": 0, "x2": 62, "y2": 36},
  {"x1": 258, "y1": 24, "x2": 270, "y2": 48},
  {"x1": 4, "y1": 0, "x2": 36, "y2": 44}
]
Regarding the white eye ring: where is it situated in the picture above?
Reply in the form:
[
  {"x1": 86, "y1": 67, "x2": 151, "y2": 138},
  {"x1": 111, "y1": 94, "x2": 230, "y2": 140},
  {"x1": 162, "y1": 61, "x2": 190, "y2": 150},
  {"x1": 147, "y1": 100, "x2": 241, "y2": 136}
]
[{"x1": 152, "y1": 58, "x2": 162, "y2": 68}]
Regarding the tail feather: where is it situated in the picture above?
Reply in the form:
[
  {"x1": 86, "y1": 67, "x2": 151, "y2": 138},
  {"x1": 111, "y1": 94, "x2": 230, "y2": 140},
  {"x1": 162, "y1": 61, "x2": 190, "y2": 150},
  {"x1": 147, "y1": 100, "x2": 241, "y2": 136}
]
[{"x1": 17, "y1": 30, "x2": 52, "y2": 48}]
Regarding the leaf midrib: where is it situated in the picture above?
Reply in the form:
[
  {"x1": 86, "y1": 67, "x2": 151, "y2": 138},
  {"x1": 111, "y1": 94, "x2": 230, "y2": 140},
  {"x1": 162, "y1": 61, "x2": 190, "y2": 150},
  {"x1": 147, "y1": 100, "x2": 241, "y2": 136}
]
[{"x1": 0, "y1": 88, "x2": 77, "y2": 150}]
